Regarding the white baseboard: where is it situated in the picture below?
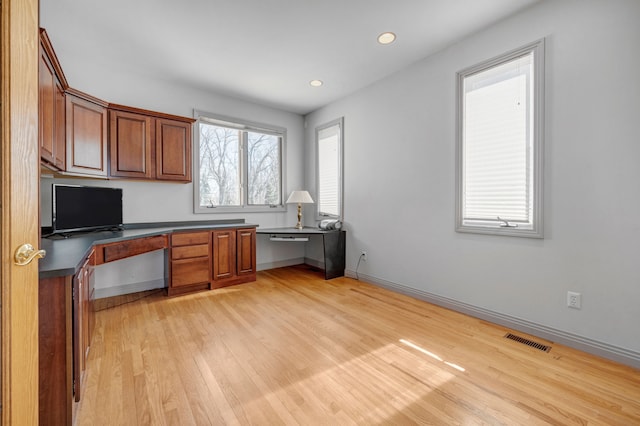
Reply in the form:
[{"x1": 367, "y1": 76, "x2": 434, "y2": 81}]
[
  {"x1": 95, "y1": 278, "x2": 165, "y2": 299},
  {"x1": 346, "y1": 269, "x2": 640, "y2": 370}
]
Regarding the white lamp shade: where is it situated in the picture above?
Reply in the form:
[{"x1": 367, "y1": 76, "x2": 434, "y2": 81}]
[{"x1": 286, "y1": 190, "x2": 314, "y2": 204}]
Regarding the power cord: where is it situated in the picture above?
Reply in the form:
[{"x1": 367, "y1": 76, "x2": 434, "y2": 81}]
[{"x1": 355, "y1": 252, "x2": 365, "y2": 280}]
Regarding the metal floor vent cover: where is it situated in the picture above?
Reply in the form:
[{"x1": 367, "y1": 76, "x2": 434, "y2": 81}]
[{"x1": 504, "y1": 333, "x2": 552, "y2": 352}]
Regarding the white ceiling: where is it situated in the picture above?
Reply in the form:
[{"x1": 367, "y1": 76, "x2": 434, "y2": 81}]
[{"x1": 40, "y1": 0, "x2": 540, "y2": 115}]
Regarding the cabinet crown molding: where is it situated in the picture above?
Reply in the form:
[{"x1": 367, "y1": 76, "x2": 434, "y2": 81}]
[
  {"x1": 109, "y1": 103, "x2": 196, "y2": 123},
  {"x1": 40, "y1": 28, "x2": 69, "y2": 89}
]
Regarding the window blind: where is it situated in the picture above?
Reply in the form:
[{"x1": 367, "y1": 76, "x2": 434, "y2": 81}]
[
  {"x1": 317, "y1": 124, "x2": 341, "y2": 217},
  {"x1": 462, "y1": 53, "x2": 533, "y2": 224}
]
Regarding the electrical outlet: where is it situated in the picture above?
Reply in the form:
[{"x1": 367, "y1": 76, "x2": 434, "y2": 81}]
[
  {"x1": 361, "y1": 250, "x2": 367, "y2": 261},
  {"x1": 567, "y1": 291, "x2": 582, "y2": 309}
]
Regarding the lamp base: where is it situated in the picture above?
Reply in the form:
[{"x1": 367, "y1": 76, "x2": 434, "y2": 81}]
[{"x1": 295, "y1": 203, "x2": 303, "y2": 229}]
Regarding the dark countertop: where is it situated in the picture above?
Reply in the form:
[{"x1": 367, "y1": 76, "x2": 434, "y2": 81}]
[{"x1": 39, "y1": 221, "x2": 258, "y2": 279}]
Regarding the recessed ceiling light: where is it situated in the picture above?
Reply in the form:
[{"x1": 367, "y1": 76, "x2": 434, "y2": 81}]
[
  {"x1": 377, "y1": 32, "x2": 396, "y2": 45},
  {"x1": 309, "y1": 79, "x2": 323, "y2": 87}
]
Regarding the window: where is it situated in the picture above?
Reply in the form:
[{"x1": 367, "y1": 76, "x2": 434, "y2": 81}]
[
  {"x1": 316, "y1": 118, "x2": 343, "y2": 219},
  {"x1": 456, "y1": 40, "x2": 544, "y2": 238},
  {"x1": 194, "y1": 111, "x2": 285, "y2": 213}
]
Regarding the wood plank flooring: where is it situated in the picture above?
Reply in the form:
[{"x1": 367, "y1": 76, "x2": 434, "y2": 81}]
[{"x1": 75, "y1": 265, "x2": 640, "y2": 425}]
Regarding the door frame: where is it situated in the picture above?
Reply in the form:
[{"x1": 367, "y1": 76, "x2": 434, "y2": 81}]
[{"x1": 1, "y1": 0, "x2": 41, "y2": 424}]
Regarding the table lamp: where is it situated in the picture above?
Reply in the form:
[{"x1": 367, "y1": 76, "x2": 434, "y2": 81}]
[{"x1": 286, "y1": 190, "x2": 314, "y2": 229}]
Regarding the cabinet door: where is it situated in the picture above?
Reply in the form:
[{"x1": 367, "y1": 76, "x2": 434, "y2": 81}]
[
  {"x1": 88, "y1": 262, "x2": 95, "y2": 346},
  {"x1": 72, "y1": 266, "x2": 85, "y2": 402},
  {"x1": 66, "y1": 95, "x2": 108, "y2": 176},
  {"x1": 212, "y1": 230, "x2": 236, "y2": 281},
  {"x1": 39, "y1": 276, "x2": 73, "y2": 425},
  {"x1": 156, "y1": 118, "x2": 192, "y2": 182},
  {"x1": 54, "y1": 82, "x2": 66, "y2": 170},
  {"x1": 73, "y1": 256, "x2": 93, "y2": 403},
  {"x1": 109, "y1": 110, "x2": 153, "y2": 179},
  {"x1": 39, "y1": 48, "x2": 56, "y2": 165},
  {"x1": 39, "y1": 60, "x2": 66, "y2": 171},
  {"x1": 82, "y1": 263, "x2": 90, "y2": 362},
  {"x1": 237, "y1": 228, "x2": 256, "y2": 276}
]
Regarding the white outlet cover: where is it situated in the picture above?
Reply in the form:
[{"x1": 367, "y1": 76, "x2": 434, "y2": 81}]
[{"x1": 567, "y1": 291, "x2": 582, "y2": 309}]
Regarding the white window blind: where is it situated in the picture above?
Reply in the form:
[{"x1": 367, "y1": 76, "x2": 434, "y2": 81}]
[
  {"x1": 464, "y1": 54, "x2": 532, "y2": 223},
  {"x1": 456, "y1": 40, "x2": 544, "y2": 237},
  {"x1": 316, "y1": 118, "x2": 343, "y2": 219}
]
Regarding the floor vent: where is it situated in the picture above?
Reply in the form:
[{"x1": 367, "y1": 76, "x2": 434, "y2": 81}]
[{"x1": 504, "y1": 333, "x2": 552, "y2": 352}]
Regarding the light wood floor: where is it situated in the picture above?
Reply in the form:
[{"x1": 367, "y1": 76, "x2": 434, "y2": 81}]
[{"x1": 75, "y1": 266, "x2": 640, "y2": 425}]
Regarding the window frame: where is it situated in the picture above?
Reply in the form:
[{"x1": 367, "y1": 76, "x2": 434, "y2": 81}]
[
  {"x1": 315, "y1": 117, "x2": 344, "y2": 221},
  {"x1": 193, "y1": 110, "x2": 286, "y2": 214},
  {"x1": 455, "y1": 39, "x2": 545, "y2": 238}
]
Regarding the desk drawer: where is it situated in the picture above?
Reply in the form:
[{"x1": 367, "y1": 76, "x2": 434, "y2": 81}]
[
  {"x1": 171, "y1": 231, "x2": 209, "y2": 247},
  {"x1": 171, "y1": 258, "x2": 210, "y2": 287},
  {"x1": 171, "y1": 244, "x2": 209, "y2": 260},
  {"x1": 98, "y1": 235, "x2": 168, "y2": 264}
]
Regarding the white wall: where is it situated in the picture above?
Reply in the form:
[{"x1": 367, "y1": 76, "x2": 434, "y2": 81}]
[{"x1": 304, "y1": 0, "x2": 640, "y2": 361}]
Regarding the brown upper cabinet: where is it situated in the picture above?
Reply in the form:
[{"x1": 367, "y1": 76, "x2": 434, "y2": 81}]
[
  {"x1": 39, "y1": 29, "x2": 68, "y2": 171},
  {"x1": 109, "y1": 109, "x2": 153, "y2": 179},
  {"x1": 109, "y1": 106, "x2": 193, "y2": 182},
  {"x1": 54, "y1": 83, "x2": 67, "y2": 169},
  {"x1": 65, "y1": 90, "x2": 109, "y2": 177},
  {"x1": 155, "y1": 118, "x2": 192, "y2": 182},
  {"x1": 38, "y1": 27, "x2": 194, "y2": 182}
]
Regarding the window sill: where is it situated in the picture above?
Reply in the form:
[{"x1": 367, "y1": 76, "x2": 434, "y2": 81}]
[
  {"x1": 456, "y1": 224, "x2": 543, "y2": 239},
  {"x1": 194, "y1": 206, "x2": 286, "y2": 214}
]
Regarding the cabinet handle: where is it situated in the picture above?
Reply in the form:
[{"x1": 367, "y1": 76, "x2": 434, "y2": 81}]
[{"x1": 14, "y1": 243, "x2": 46, "y2": 266}]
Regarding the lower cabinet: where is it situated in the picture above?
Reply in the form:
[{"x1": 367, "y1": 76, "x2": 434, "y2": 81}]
[
  {"x1": 168, "y1": 228, "x2": 257, "y2": 295},
  {"x1": 39, "y1": 250, "x2": 95, "y2": 426},
  {"x1": 39, "y1": 275, "x2": 72, "y2": 426},
  {"x1": 168, "y1": 231, "x2": 211, "y2": 296},
  {"x1": 212, "y1": 228, "x2": 256, "y2": 288}
]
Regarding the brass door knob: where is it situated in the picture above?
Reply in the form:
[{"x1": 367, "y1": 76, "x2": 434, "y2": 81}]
[{"x1": 14, "y1": 243, "x2": 46, "y2": 266}]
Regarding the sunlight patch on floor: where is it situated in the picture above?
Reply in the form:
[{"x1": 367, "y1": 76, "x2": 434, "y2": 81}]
[
  {"x1": 400, "y1": 338, "x2": 466, "y2": 372},
  {"x1": 220, "y1": 341, "x2": 462, "y2": 423}
]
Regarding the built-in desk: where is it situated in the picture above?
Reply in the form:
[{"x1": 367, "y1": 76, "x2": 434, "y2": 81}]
[
  {"x1": 257, "y1": 227, "x2": 346, "y2": 279},
  {"x1": 38, "y1": 220, "x2": 257, "y2": 426}
]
